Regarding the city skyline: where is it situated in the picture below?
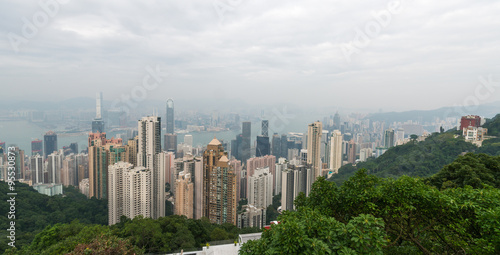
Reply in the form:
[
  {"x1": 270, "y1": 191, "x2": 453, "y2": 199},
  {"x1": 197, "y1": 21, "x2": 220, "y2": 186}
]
[{"x1": 1, "y1": 1, "x2": 499, "y2": 112}]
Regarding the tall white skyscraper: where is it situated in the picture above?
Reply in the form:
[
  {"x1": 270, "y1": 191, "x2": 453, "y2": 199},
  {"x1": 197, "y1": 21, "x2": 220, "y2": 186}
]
[
  {"x1": 307, "y1": 121, "x2": 323, "y2": 180},
  {"x1": 329, "y1": 130, "x2": 343, "y2": 174},
  {"x1": 138, "y1": 116, "x2": 164, "y2": 219},
  {"x1": 47, "y1": 150, "x2": 63, "y2": 184},
  {"x1": 108, "y1": 162, "x2": 151, "y2": 225},
  {"x1": 248, "y1": 167, "x2": 273, "y2": 209},
  {"x1": 30, "y1": 155, "x2": 44, "y2": 184}
]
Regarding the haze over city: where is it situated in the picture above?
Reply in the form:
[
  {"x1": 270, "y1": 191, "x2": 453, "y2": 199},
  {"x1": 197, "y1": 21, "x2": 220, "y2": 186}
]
[{"x1": 1, "y1": 0, "x2": 500, "y2": 111}]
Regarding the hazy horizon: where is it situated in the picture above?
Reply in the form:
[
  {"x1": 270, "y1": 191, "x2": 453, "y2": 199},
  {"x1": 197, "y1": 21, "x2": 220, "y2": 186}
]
[{"x1": 1, "y1": 0, "x2": 500, "y2": 112}]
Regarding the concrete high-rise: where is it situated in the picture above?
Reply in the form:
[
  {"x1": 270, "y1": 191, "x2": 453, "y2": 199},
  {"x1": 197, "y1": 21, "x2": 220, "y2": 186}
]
[
  {"x1": 108, "y1": 162, "x2": 151, "y2": 225},
  {"x1": 202, "y1": 137, "x2": 237, "y2": 225},
  {"x1": 92, "y1": 92, "x2": 105, "y2": 133},
  {"x1": 307, "y1": 122, "x2": 323, "y2": 179},
  {"x1": 246, "y1": 155, "x2": 276, "y2": 194},
  {"x1": 44, "y1": 131, "x2": 58, "y2": 159},
  {"x1": 248, "y1": 167, "x2": 273, "y2": 209},
  {"x1": 171, "y1": 154, "x2": 203, "y2": 219},
  {"x1": 47, "y1": 150, "x2": 63, "y2": 184},
  {"x1": 88, "y1": 133, "x2": 123, "y2": 199},
  {"x1": 329, "y1": 130, "x2": 343, "y2": 174},
  {"x1": 137, "y1": 116, "x2": 164, "y2": 219},
  {"x1": 280, "y1": 134, "x2": 288, "y2": 159},
  {"x1": 174, "y1": 171, "x2": 194, "y2": 219},
  {"x1": 384, "y1": 129, "x2": 395, "y2": 148},
  {"x1": 241, "y1": 122, "x2": 251, "y2": 163},
  {"x1": 166, "y1": 99, "x2": 174, "y2": 134},
  {"x1": 347, "y1": 140, "x2": 357, "y2": 164},
  {"x1": 164, "y1": 133, "x2": 177, "y2": 154},
  {"x1": 30, "y1": 154, "x2": 44, "y2": 184}
]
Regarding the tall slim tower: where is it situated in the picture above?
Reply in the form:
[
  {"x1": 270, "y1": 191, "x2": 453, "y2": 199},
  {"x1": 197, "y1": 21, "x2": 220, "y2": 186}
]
[
  {"x1": 307, "y1": 121, "x2": 323, "y2": 179},
  {"x1": 203, "y1": 137, "x2": 237, "y2": 225},
  {"x1": 261, "y1": 120, "x2": 269, "y2": 137},
  {"x1": 329, "y1": 130, "x2": 343, "y2": 174},
  {"x1": 44, "y1": 131, "x2": 58, "y2": 159},
  {"x1": 137, "y1": 116, "x2": 164, "y2": 219},
  {"x1": 241, "y1": 122, "x2": 251, "y2": 163},
  {"x1": 92, "y1": 92, "x2": 105, "y2": 133},
  {"x1": 166, "y1": 99, "x2": 174, "y2": 134}
]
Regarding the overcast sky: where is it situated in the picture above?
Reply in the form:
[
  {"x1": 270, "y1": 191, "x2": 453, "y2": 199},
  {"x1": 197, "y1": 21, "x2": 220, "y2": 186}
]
[{"x1": 1, "y1": 0, "x2": 499, "y2": 112}]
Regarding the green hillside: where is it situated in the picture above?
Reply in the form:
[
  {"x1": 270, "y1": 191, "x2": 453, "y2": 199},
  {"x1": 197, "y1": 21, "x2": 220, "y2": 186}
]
[{"x1": 328, "y1": 132, "x2": 477, "y2": 185}]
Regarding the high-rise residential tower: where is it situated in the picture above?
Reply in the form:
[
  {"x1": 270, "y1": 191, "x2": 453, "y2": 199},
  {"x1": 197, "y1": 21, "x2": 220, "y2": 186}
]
[
  {"x1": 384, "y1": 128, "x2": 395, "y2": 148},
  {"x1": 202, "y1": 137, "x2": 237, "y2": 225},
  {"x1": 329, "y1": 130, "x2": 343, "y2": 174},
  {"x1": 307, "y1": 121, "x2": 323, "y2": 179},
  {"x1": 137, "y1": 116, "x2": 164, "y2": 219}
]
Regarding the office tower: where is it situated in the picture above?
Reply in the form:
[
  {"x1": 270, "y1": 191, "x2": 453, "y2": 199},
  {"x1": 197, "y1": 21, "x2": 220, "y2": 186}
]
[
  {"x1": 275, "y1": 158, "x2": 287, "y2": 196},
  {"x1": 229, "y1": 159, "x2": 242, "y2": 202},
  {"x1": 256, "y1": 136, "x2": 270, "y2": 157},
  {"x1": 271, "y1": 133, "x2": 281, "y2": 160},
  {"x1": 241, "y1": 122, "x2": 251, "y2": 163},
  {"x1": 31, "y1": 139, "x2": 43, "y2": 156},
  {"x1": 333, "y1": 112, "x2": 341, "y2": 129},
  {"x1": 30, "y1": 154, "x2": 44, "y2": 184},
  {"x1": 202, "y1": 137, "x2": 237, "y2": 225},
  {"x1": 174, "y1": 171, "x2": 194, "y2": 219},
  {"x1": 307, "y1": 122, "x2": 323, "y2": 179},
  {"x1": 137, "y1": 116, "x2": 164, "y2": 219},
  {"x1": 92, "y1": 92, "x2": 105, "y2": 133},
  {"x1": 166, "y1": 99, "x2": 175, "y2": 134},
  {"x1": 88, "y1": 132, "x2": 123, "y2": 199},
  {"x1": 231, "y1": 134, "x2": 243, "y2": 160},
  {"x1": 384, "y1": 129, "x2": 395, "y2": 148},
  {"x1": 280, "y1": 134, "x2": 288, "y2": 159},
  {"x1": 44, "y1": 131, "x2": 58, "y2": 159},
  {"x1": 261, "y1": 120, "x2": 269, "y2": 137},
  {"x1": 164, "y1": 133, "x2": 177, "y2": 154},
  {"x1": 248, "y1": 167, "x2": 273, "y2": 209},
  {"x1": 108, "y1": 162, "x2": 151, "y2": 225},
  {"x1": 348, "y1": 140, "x2": 357, "y2": 164},
  {"x1": 70, "y1": 143, "x2": 78, "y2": 154},
  {"x1": 329, "y1": 130, "x2": 343, "y2": 174}
]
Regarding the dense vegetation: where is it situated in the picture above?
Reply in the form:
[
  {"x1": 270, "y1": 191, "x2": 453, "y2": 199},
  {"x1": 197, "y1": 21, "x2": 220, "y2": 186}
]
[
  {"x1": 483, "y1": 113, "x2": 500, "y2": 136},
  {"x1": 1, "y1": 182, "x2": 260, "y2": 254},
  {"x1": 6, "y1": 215, "x2": 260, "y2": 254},
  {"x1": 0, "y1": 183, "x2": 107, "y2": 252},
  {"x1": 329, "y1": 132, "x2": 477, "y2": 185},
  {"x1": 244, "y1": 163, "x2": 500, "y2": 254}
]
